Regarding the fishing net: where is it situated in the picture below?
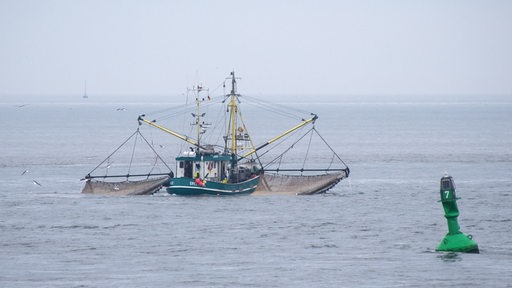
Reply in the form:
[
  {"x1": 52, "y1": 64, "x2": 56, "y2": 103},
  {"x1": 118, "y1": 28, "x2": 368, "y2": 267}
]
[
  {"x1": 82, "y1": 129, "x2": 173, "y2": 195},
  {"x1": 82, "y1": 176, "x2": 170, "y2": 196},
  {"x1": 254, "y1": 170, "x2": 348, "y2": 195},
  {"x1": 250, "y1": 125, "x2": 350, "y2": 195}
]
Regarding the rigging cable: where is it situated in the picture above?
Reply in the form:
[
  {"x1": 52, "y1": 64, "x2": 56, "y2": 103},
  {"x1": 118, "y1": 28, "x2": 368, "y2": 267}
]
[
  {"x1": 85, "y1": 129, "x2": 173, "y2": 180},
  {"x1": 85, "y1": 130, "x2": 140, "y2": 177},
  {"x1": 262, "y1": 126, "x2": 313, "y2": 169},
  {"x1": 137, "y1": 130, "x2": 173, "y2": 171},
  {"x1": 313, "y1": 127, "x2": 348, "y2": 168},
  {"x1": 236, "y1": 106, "x2": 263, "y2": 168},
  {"x1": 127, "y1": 129, "x2": 139, "y2": 178},
  {"x1": 137, "y1": 130, "x2": 173, "y2": 175},
  {"x1": 243, "y1": 94, "x2": 310, "y2": 121},
  {"x1": 301, "y1": 126, "x2": 315, "y2": 174}
]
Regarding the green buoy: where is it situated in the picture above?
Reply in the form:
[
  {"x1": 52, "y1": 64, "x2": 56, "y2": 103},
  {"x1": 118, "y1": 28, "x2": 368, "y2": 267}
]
[{"x1": 436, "y1": 175, "x2": 479, "y2": 253}]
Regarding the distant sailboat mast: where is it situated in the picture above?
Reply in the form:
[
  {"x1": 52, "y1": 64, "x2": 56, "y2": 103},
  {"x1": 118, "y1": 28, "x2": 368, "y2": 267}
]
[{"x1": 83, "y1": 80, "x2": 88, "y2": 99}]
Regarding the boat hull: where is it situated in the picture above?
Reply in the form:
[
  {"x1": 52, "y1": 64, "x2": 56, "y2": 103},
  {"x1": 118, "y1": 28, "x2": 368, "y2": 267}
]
[{"x1": 167, "y1": 175, "x2": 260, "y2": 196}]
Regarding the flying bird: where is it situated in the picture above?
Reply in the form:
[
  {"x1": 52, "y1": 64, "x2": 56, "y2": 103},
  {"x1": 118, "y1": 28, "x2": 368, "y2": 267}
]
[
  {"x1": 32, "y1": 179, "x2": 42, "y2": 186},
  {"x1": 21, "y1": 169, "x2": 29, "y2": 175}
]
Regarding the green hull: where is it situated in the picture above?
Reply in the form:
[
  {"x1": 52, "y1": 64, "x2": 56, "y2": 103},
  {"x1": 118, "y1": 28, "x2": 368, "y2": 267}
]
[{"x1": 167, "y1": 175, "x2": 260, "y2": 196}]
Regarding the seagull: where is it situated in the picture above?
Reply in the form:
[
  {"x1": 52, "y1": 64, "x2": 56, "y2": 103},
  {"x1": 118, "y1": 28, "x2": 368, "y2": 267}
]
[
  {"x1": 21, "y1": 169, "x2": 29, "y2": 175},
  {"x1": 32, "y1": 179, "x2": 42, "y2": 186},
  {"x1": 116, "y1": 107, "x2": 127, "y2": 111}
]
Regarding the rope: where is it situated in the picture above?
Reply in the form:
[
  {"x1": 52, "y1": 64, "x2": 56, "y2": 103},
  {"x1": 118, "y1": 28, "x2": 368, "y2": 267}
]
[
  {"x1": 86, "y1": 130, "x2": 139, "y2": 176},
  {"x1": 263, "y1": 126, "x2": 313, "y2": 169},
  {"x1": 85, "y1": 129, "x2": 173, "y2": 180},
  {"x1": 327, "y1": 152, "x2": 335, "y2": 171},
  {"x1": 301, "y1": 126, "x2": 315, "y2": 174},
  {"x1": 127, "y1": 129, "x2": 139, "y2": 178},
  {"x1": 261, "y1": 126, "x2": 348, "y2": 174},
  {"x1": 137, "y1": 130, "x2": 173, "y2": 172},
  {"x1": 243, "y1": 94, "x2": 311, "y2": 121},
  {"x1": 236, "y1": 106, "x2": 263, "y2": 168},
  {"x1": 313, "y1": 127, "x2": 349, "y2": 168},
  {"x1": 104, "y1": 158, "x2": 111, "y2": 177}
]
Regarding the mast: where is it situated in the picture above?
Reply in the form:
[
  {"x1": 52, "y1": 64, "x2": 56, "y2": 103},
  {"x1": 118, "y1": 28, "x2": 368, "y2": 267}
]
[
  {"x1": 195, "y1": 89, "x2": 202, "y2": 149},
  {"x1": 228, "y1": 72, "x2": 238, "y2": 156},
  {"x1": 190, "y1": 84, "x2": 208, "y2": 151},
  {"x1": 83, "y1": 80, "x2": 88, "y2": 99},
  {"x1": 137, "y1": 84, "x2": 211, "y2": 152}
]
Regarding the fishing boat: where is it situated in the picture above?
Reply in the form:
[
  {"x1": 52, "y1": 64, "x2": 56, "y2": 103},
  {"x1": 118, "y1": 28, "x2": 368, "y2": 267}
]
[
  {"x1": 137, "y1": 71, "x2": 349, "y2": 196},
  {"x1": 137, "y1": 72, "x2": 263, "y2": 195},
  {"x1": 82, "y1": 71, "x2": 349, "y2": 196}
]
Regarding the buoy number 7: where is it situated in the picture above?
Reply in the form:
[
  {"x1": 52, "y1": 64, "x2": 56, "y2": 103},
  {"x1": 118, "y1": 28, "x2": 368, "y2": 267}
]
[{"x1": 444, "y1": 191, "x2": 450, "y2": 199}]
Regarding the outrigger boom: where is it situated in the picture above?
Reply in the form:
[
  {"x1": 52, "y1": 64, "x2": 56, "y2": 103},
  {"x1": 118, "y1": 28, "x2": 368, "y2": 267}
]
[
  {"x1": 240, "y1": 114, "x2": 318, "y2": 159},
  {"x1": 138, "y1": 112, "x2": 318, "y2": 160},
  {"x1": 137, "y1": 114, "x2": 207, "y2": 150}
]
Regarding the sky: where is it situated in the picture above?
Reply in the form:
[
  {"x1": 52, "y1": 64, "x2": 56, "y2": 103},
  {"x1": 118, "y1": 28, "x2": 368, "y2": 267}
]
[{"x1": 0, "y1": 0, "x2": 511, "y2": 102}]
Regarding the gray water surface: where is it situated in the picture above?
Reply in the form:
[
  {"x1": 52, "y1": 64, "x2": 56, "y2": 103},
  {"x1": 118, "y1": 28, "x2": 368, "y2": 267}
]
[{"x1": 1, "y1": 101, "x2": 511, "y2": 287}]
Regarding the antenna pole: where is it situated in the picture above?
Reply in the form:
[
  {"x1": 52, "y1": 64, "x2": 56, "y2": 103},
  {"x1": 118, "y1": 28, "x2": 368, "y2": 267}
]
[{"x1": 229, "y1": 72, "x2": 237, "y2": 156}]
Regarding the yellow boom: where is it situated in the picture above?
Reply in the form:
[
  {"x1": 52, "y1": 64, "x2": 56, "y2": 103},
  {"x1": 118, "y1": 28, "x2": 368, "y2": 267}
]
[
  {"x1": 137, "y1": 115, "x2": 205, "y2": 150},
  {"x1": 241, "y1": 114, "x2": 318, "y2": 158}
]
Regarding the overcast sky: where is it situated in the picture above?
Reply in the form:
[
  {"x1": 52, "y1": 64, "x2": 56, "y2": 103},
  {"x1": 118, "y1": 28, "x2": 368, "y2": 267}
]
[{"x1": 1, "y1": 0, "x2": 511, "y2": 101}]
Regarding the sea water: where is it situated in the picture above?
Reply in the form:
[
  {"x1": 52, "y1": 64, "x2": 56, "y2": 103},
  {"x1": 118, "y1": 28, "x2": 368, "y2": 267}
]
[{"x1": 1, "y1": 98, "x2": 511, "y2": 287}]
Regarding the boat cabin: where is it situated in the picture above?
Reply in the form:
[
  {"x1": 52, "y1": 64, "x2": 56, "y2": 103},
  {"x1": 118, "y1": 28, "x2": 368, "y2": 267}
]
[
  {"x1": 175, "y1": 151, "x2": 230, "y2": 183},
  {"x1": 175, "y1": 150, "x2": 260, "y2": 184}
]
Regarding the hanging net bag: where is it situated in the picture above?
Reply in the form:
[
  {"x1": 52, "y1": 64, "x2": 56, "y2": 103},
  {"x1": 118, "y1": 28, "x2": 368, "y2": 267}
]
[{"x1": 81, "y1": 129, "x2": 173, "y2": 195}]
